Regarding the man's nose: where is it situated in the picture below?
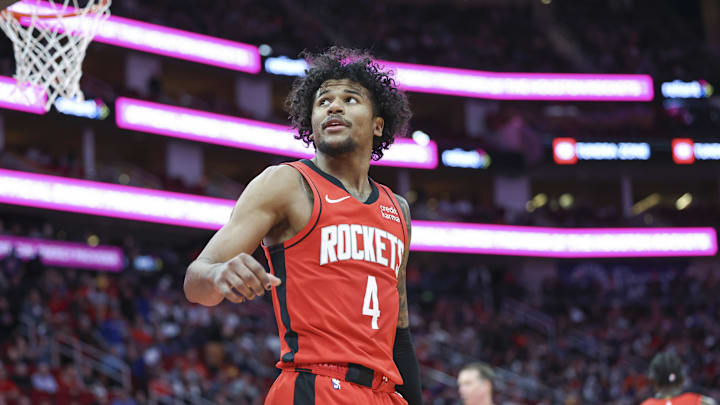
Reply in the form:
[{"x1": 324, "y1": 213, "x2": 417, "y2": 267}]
[{"x1": 328, "y1": 99, "x2": 344, "y2": 114}]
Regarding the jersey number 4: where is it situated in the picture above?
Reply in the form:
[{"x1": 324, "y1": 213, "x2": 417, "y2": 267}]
[{"x1": 362, "y1": 276, "x2": 380, "y2": 329}]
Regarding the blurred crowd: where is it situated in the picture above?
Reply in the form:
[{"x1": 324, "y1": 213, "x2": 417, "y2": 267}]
[
  {"x1": 109, "y1": 0, "x2": 720, "y2": 79},
  {"x1": 1, "y1": 219, "x2": 719, "y2": 404},
  {"x1": 555, "y1": 0, "x2": 718, "y2": 80}
]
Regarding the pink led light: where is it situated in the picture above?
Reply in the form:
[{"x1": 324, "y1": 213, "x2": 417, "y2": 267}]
[
  {"x1": 0, "y1": 169, "x2": 234, "y2": 230},
  {"x1": 0, "y1": 235, "x2": 123, "y2": 271},
  {"x1": 10, "y1": 1, "x2": 261, "y2": 73},
  {"x1": 0, "y1": 76, "x2": 47, "y2": 114},
  {"x1": 381, "y1": 61, "x2": 654, "y2": 101},
  {"x1": 115, "y1": 97, "x2": 438, "y2": 169},
  {"x1": 1, "y1": 169, "x2": 715, "y2": 258},
  {"x1": 411, "y1": 220, "x2": 717, "y2": 258}
]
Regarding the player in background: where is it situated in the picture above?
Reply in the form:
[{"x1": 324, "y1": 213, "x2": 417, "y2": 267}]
[
  {"x1": 640, "y1": 351, "x2": 716, "y2": 405},
  {"x1": 457, "y1": 363, "x2": 495, "y2": 405},
  {"x1": 183, "y1": 47, "x2": 422, "y2": 405}
]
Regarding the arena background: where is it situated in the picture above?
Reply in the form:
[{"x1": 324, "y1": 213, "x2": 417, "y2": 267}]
[{"x1": 1, "y1": 0, "x2": 720, "y2": 404}]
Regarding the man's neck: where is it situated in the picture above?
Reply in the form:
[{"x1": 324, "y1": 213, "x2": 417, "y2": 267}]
[
  {"x1": 656, "y1": 386, "x2": 683, "y2": 398},
  {"x1": 312, "y1": 153, "x2": 371, "y2": 197}
]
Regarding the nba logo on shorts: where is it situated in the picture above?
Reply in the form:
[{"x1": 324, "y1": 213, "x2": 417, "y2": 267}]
[{"x1": 331, "y1": 378, "x2": 341, "y2": 390}]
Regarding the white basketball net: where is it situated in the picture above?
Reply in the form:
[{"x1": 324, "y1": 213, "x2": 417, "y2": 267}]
[{"x1": 0, "y1": 0, "x2": 111, "y2": 111}]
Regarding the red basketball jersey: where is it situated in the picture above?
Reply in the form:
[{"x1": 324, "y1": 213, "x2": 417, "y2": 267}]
[
  {"x1": 641, "y1": 393, "x2": 703, "y2": 405},
  {"x1": 262, "y1": 159, "x2": 407, "y2": 385}
]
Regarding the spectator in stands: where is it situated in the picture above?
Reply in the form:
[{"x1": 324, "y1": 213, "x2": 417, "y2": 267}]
[
  {"x1": 0, "y1": 363, "x2": 19, "y2": 400},
  {"x1": 30, "y1": 362, "x2": 58, "y2": 394},
  {"x1": 10, "y1": 362, "x2": 31, "y2": 393},
  {"x1": 458, "y1": 362, "x2": 495, "y2": 405}
]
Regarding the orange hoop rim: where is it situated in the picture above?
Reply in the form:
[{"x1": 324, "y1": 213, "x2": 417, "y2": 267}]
[{"x1": 1, "y1": 0, "x2": 109, "y2": 20}]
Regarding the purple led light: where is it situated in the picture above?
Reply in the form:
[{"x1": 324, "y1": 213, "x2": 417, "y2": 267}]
[
  {"x1": 11, "y1": 1, "x2": 261, "y2": 73},
  {"x1": 0, "y1": 235, "x2": 123, "y2": 271},
  {"x1": 411, "y1": 220, "x2": 717, "y2": 258},
  {"x1": 381, "y1": 61, "x2": 655, "y2": 101},
  {"x1": 0, "y1": 76, "x2": 47, "y2": 114},
  {"x1": 0, "y1": 169, "x2": 235, "y2": 230},
  {"x1": 115, "y1": 97, "x2": 438, "y2": 169}
]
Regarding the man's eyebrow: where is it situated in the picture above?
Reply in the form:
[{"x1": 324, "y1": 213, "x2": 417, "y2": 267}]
[
  {"x1": 344, "y1": 89, "x2": 364, "y2": 97},
  {"x1": 316, "y1": 88, "x2": 365, "y2": 99}
]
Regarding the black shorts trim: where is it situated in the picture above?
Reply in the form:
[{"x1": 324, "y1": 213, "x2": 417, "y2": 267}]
[{"x1": 293, "y1": 371, "x2": 316, "y2": 405}]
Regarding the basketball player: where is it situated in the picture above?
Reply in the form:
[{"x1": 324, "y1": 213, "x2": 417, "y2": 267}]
[
  {"x1": 640, "y1": 351, "x2": 716, "y2": 405},
  {"x1": 184, "y1": 47, "x2": 422, "y2": 405},
  {"x1": 457, "y1": 363, "x2": 495, "y2": 405}
]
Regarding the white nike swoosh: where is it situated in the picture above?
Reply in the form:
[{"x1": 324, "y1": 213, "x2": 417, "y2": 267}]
[{"x1": 325, "y1": 195, "x2": 351, "y2": 204}]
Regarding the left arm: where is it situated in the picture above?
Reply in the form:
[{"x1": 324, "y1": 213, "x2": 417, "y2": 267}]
[{"x1": 393, "y1": 194, "x2": 423, "y2": 405}]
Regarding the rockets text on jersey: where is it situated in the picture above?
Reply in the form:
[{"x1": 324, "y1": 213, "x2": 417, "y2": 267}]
[{"x1": 319, "y1": 224, "x2": 404, "y2": 277}]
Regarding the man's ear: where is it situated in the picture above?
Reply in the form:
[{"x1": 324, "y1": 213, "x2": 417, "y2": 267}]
[{"x1": 373, "y1": 116, "x2": 385, "y2": 138}]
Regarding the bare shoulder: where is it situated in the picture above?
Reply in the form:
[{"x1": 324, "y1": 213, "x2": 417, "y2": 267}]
[
  {"x1": 250, "y1": 164, "x2": 302, "y2": 190},
  {"x1": 240, "y1": 164, "x2": 309, "y2": 206}
]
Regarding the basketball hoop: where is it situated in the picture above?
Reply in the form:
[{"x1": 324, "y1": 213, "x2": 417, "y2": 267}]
[{"x1": 0, "y1": 0, "x2": 111, "y2": 111}]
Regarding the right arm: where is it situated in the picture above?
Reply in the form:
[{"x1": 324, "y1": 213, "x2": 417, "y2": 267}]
[{"x1": 183, "y1": 165, "x2": 300, "y2": 306}]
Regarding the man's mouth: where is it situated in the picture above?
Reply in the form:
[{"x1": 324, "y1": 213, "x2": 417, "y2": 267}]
[{"x1": 323, "y1": 118, "x2": 349, "y2": 129}]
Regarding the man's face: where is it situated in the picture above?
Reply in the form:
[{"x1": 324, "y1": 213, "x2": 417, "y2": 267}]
[
  {"x1": 458, "y1": 369, "x2": 493, "y2": 405},
  {"x1": 310, "y1": 78, "x2": 384, "y2": 157}
]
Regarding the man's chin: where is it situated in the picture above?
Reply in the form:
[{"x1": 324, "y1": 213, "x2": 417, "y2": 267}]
[{"x1": 316, "y1": 139, "x2": 357, "y2": 156}]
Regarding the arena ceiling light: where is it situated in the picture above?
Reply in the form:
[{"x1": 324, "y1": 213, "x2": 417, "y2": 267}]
[
  {"x1": 0, "y1": 235, "x2": 123, "y2": 271},
  {"x1": 0, "y1": 75, "x2": 47, "y2": 114},
  {"x1": 115, "y1": 97, "x2": 439, "y2": 169},
  {"x1": 8, "y1": 1, "x2": 261, "y2": 73},
  {"x1": 1, "y1": 169, "x2": 715, "y2": 258}
]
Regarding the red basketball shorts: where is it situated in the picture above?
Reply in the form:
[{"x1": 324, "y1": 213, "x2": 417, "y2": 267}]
[{"x1": 264, "y1": 365, "x2": 408, "y2": 405}]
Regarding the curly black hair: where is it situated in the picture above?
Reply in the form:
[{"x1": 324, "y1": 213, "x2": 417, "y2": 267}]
[{"x1": 284, "y1": 47, "x2": 412, "y2": 161}]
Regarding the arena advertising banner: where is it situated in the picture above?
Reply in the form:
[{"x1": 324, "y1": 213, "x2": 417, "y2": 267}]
[
  {"x1": 0, "y1": 169, "x2": 716, "y2": 258},
  {"x1": 553, "y1": 138, "x2": 651, "y2": 164},
  {"x1": 553, "y1": 137, "x2": 720, "y2": 165},
  {"x1": 672, "y1": 138, "x2": 720, "y2": 164},
  {"x1": 557, "y1": 260, "x2": 686, "y2": 291},
  {"x1": 0, "y1": 235, "x2": 123, "y2": 271}
]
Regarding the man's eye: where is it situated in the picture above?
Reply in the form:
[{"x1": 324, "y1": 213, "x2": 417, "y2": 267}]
[
  {"x1": 346, "y1": 96, "x2": 358, "y2": 103},
  {"x1": 319, "y1": 99, "x2": 330, "y2": 106}
]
